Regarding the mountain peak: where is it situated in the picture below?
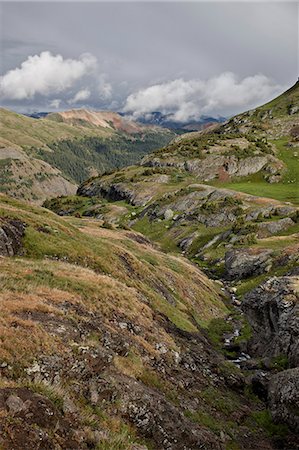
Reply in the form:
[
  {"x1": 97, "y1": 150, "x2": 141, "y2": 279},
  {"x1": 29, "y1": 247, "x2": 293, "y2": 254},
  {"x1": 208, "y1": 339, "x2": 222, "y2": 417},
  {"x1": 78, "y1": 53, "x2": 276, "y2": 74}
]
[{"x1": 48, "y1": 108, "x2": 149, "y2": 133}]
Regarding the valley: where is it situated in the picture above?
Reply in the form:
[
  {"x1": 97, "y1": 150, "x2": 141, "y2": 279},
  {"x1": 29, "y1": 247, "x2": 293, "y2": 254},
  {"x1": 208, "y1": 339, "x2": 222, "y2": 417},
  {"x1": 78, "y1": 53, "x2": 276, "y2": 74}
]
[
  {"x1": 0, "y1": 82, "x2": 298, "y2": 449},
  {"x1": 0, "y1": 108, "x2": 174, "y2": 203}
]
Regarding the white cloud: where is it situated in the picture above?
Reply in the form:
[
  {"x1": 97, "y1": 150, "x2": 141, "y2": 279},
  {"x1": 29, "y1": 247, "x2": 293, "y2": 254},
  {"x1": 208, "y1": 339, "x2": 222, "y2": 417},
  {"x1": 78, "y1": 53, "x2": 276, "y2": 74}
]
[
  {"x1": 123, "y1": 73, "x2": 284, "y2": 122},
  {"x1": 0, "y1": 51, "x2": 97, "y2": 100},
  {"x1": 49, "y1": 99, "x2": 61, "y2": 109},
  {"x1": 69, "y1": 88, "x2": 91, "y2": 104},
  {"x1": 97, "y1": 74, "x2": 113, "y2": 100}
]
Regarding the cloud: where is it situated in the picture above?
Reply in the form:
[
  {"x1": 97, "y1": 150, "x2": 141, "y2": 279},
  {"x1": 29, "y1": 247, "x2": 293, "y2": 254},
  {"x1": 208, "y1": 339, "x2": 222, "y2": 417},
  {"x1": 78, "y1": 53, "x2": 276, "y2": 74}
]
[
  {"x1": 0, "y1": 51, "x2": 97, "y2": 100},
  {"x1": 49, "y1": 99, "x2": 61, "y2": 109},
  {"x1": 123, "y1": 73, "x2": 284, "y2": 121},
  {"x1": 98, "y1": 75, "x2": 112, "y2": 99},
  {"x1": 69, "y1": 88, "x2": 91, "y2": 104}
]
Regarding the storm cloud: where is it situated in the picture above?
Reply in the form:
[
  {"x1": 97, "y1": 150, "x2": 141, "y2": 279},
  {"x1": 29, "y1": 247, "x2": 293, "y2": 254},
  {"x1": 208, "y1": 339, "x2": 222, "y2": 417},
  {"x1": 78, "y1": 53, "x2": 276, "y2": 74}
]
[
  {"x1": 0, "y1": 1, "x2": 297, "y2": 117},
  {"x1": 124, "y1": 73, "x2": 284, "y2": 121}
]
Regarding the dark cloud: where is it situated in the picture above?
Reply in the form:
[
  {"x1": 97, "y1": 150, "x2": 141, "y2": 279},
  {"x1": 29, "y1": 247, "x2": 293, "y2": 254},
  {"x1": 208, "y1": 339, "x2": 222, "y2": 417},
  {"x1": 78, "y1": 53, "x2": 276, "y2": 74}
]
[{"x1": 0, "y1": 1, "x2": 297, "y2": 115}]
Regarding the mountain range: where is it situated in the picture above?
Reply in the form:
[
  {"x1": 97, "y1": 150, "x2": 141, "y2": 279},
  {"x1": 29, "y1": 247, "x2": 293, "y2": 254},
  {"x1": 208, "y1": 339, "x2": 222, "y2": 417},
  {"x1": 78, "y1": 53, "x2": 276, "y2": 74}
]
[
  {"x1": 0, "y1": 81, "x2": 298, "y2": 449},
  {"x1": 121, "y1": 111, "x2": 226, "y2": 131},
  {"x1": 0, "y1": 108, "x2": 174, "y2": 203}
]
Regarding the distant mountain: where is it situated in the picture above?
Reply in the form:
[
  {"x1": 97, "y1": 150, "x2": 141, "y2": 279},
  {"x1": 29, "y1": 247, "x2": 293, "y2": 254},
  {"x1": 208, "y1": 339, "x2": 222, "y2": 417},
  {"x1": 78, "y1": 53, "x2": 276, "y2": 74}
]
[
  {"x1": 0, "y1": 108, "x2": 175, "y2": 203},
  {"x1": 121, "y1": 111, "x2": 226, "y2": 131},
  {"x1": 24, "y1": 111, "x2": 50, "y2": 119}
]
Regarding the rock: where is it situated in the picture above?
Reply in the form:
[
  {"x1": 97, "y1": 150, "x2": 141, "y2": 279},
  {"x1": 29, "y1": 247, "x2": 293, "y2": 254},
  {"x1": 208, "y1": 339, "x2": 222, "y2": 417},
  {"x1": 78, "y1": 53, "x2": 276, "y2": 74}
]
[
  {"x1": 25, "y1": 362, "x2": 41, "y2": 375},
  {"x1": 6, "y1": 395, "x2": 26, "y2": 414},
  {"x1": 0, "y1": 219, "x2": 25, "y2": 256},
  {"x1": 257, "y1": 217, "x2": 295, "y2": 238},
  {"x1": 225, "y1": 248, "x2": 273, "y2": 280},
  {"x1": 179, "y1": 232, "x2": 199, "y2": 252},
  {"x1": 268, "y1": 368, "x2": 299, "y2": 431},
  {"x1": 78, "y1": 181, "x2": 152, "y2": 207},
  {"x1": 119, "y1": 377, "x2": 223, "y2": 450},
  {"x1": 164, "y1": 209, "x2": 174, "y2": 221},
  {"x1": 249, "y1": 371, "x2": 270, "y2": 401},
  {"x1": 0, "y1": 387, "x2": 85, "y2": 449},
  {"x1": 289, "y1": 106, "x2": 299, "y2": 115},
  {"x1": 242, "y1": 276, "x2": 299, "y2": 366}
]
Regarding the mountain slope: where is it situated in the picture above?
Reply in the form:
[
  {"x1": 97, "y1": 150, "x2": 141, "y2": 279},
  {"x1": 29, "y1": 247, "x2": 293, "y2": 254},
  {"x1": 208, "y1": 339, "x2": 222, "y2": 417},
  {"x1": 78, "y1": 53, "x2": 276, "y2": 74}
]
[
  {"x1": 0, "y1": 193, "x2": 279, "y2": 450},
  {"x1": 71, "y1": 82, "x2": 298, "y2": 289},
  {"x1": 0, "y1": 108, "x2": 175, "y2": 203},
  {"x1": 41, "y1": 81, "x2": 299, "y2": 448}
]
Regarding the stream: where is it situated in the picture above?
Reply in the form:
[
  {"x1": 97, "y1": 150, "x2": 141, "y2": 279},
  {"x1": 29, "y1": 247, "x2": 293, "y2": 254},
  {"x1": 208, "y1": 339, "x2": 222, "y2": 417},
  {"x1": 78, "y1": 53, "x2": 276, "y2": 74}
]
[{"x1": 221, "y1": 286, "x2": 252, "y2": 368}]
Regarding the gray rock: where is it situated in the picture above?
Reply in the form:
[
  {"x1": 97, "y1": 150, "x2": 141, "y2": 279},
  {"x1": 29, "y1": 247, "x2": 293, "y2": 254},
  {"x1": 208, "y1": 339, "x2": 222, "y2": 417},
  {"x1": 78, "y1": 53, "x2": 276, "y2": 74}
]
[
  {"x1": 0, "y1": 219, "x2": 25, "y2": 256},
  {"x1": 179, "y1": 232, "x2": 199, "y2": 252},
  {"x1": 225, "y1": 248, "x2": 273, "y2": 280},
  {"x1": 164, "y1": 209, "x2": 174, "y2": 221},
  {"x1": 289, "y1": 106, "x2": 299, "y2": 115},
  {"x1": 6, "y1": 395, "x2": 26, "y2": 414},
  {"x1": 242, "y1": 276, "x2": 299, "y2": 366},
  {"x1": 257, "y1": 218, "x2": 295, "y2": 238},
  {"x1": 268, "y1": 368, "x2": 299, "y2": 431}
]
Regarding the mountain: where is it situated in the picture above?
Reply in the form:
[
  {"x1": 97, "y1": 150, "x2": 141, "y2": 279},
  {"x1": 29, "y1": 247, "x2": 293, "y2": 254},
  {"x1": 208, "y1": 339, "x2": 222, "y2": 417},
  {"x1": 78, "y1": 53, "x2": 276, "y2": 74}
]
[
  {"x1": 43, "y1": 82, "x2": 299, "y2": 446},
  {"x1": 122, "y1": 110, "x2": 226, "y2": 131},
  {"x1": 0, "y1": 108, "x2": 175, "y2": 203},
  {"x1": 0, "y1": 82, "x2": 298, "y2": 449}
]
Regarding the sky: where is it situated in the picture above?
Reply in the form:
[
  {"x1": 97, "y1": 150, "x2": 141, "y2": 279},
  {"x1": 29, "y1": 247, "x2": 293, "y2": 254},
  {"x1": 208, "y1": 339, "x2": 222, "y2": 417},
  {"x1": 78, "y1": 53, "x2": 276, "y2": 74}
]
[{"x1": 0, "y1": 1, "x2": 298, "y2": 121}]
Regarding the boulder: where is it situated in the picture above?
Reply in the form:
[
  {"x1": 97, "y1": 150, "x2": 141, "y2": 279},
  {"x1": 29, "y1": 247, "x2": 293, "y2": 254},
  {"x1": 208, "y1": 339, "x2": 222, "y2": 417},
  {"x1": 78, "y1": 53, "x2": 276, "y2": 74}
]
[
  {"x1": 242, "y1": 276, "x2": 299, "y2": 366},
  {"x1": 268, "y1": 368, "x2": 299, "y2": 432},
  {"x1": 257, "y1": 218, "x2": 295, "y2": 238},
  {"x1": 225, "y1": 248, "x2": 273, "y2": 280},
  {"x1": 164, "y1": 209, "x2": 174, "y2": 221},
  {"x1": 0, "y1": 219, "x2": 25, "y2": 256}
]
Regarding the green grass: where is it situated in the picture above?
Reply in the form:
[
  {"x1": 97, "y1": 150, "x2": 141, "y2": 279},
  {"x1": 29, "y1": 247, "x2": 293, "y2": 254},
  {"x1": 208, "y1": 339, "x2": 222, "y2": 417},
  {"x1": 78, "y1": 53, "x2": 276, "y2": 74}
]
[
  {"x1": 206, "y1": 318, "x2": 233, "y2": 348},
  {"x1": 210, "y1": 137, "x2": 299, "y2": 204},
  {"x1": 251, "y1": 410, "x2": 289, "y2": 438},
  {"x1": 132, "y1": 216, "x2": 179, "y2": 253}
]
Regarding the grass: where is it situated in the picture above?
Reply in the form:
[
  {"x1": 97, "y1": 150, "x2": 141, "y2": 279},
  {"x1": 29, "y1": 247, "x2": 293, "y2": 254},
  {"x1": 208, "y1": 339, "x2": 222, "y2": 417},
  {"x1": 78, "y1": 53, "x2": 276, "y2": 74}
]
[
  {"x1": 132, "y1": 216, "x2": 180, "y2": 253},
  {"x1": 206, "y1": 318, "x2": 233, "y2": 348},
  {"x1": 0, "y1": 195, "x2": 226, "y2": 365},
  {"x1": 251, "y1": 410, "x2": 289, "y2": 439},
  {"x1": 185, "y1": 409, "x2": 236, "y2": 436},
  {"x1": 210, "y1": 137, "x2": 299, "y2": 204}
]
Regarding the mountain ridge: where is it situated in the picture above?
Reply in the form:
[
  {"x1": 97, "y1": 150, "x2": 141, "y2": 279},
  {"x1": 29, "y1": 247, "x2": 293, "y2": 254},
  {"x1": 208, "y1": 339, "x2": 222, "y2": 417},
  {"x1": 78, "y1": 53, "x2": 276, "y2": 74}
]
[{"x1": 0, "y1": 107, "x2": 175, "y2": 203}]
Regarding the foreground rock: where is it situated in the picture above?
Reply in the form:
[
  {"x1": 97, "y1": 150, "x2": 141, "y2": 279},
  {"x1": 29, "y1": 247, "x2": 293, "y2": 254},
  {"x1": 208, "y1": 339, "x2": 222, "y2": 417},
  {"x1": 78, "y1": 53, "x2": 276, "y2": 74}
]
[
  {"x1": 225, "y1": 248, "x2": 273, "y2": 280},
  {"x1": 268, "y1": 368, "x2": 299, "y2": 432},
  {"x1": 0, "y1": 219, "x2": 25, "y2": 256},
  {"x1": 242, "y1": 276, "x2": 299, "y2": 366},
  {"x1": 0, "y1": 387, "x2": 86, "y2": 449}
]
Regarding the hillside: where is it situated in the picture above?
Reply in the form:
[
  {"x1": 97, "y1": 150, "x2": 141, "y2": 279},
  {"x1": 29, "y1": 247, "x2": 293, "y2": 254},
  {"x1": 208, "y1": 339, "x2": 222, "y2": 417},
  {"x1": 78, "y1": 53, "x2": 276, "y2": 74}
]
[
  {"x1": 0, "y1": 108, "x2": 175, "y2": 203},
  {"x1": 0, "y1": 193, "x2": 282, "y2": 450},
  {"x1": 69, "y1": 82, "x2": 299, "y2": 292},
  {"x1": 40, "y1": 83, "x2": 299, "y2": 447},
  {"x1": 1, "y1": 82, "x2": 299, "y2": 448}
]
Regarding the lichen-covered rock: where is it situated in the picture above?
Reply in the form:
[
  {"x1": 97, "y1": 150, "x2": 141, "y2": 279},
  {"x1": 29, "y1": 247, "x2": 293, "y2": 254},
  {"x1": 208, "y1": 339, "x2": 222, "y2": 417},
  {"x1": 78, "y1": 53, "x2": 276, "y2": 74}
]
[
  {"x1": 117, "y1": 376, "x2": 224, "y2": 450},
  {"x1": 242, "y1": 276, "x2": 299, "y2": 366},
  {"x1": 268, "y1": 368, "x2": 299, "y2": 432},
  {"x1": 0, "y1": 387, "x2": 87, "y2": 449},
  {"x1": 78, "y1": 181, "x2": 153, "y2": 207},
  {"x1": 257, "y1": 217, "x2": 295, "y2": 238},
  {"x1": 225, "y1": 248, "x2": 273, "y2": 280},
  {"x1": 0, "y1": 219, "x2": 25, "y2": 256}
]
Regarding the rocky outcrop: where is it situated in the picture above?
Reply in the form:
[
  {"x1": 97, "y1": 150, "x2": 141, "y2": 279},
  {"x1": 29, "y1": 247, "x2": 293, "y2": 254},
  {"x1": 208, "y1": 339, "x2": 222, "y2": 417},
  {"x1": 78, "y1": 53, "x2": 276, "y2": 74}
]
[
  {"x1": 0, "y1": 387, "x2": 86, "y2": 450},
  {"x1": 257, "y1": 217, "x2": 295, "y2": 238},
  {"x1": 117, "y1": 376, "x2": 223, "y2": 450},
  {"x1": 242, "y1": 276, "x2": 299, "y2": 366},
  {"x1": 225, "y1": 248, "x2": 273, "y2": 280},
  {"x1": 0, "y1": 219, "x2": 25, "y2": 256},
  {"x1": 268, "y1": 368, "x2": 299, "y2": 432},
  {"x1": 142, "y1": 154, "x2": 273, "y2": 182},
  {"x1": 78, "y1": 181, "x2": 153, "y2": 206}
]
